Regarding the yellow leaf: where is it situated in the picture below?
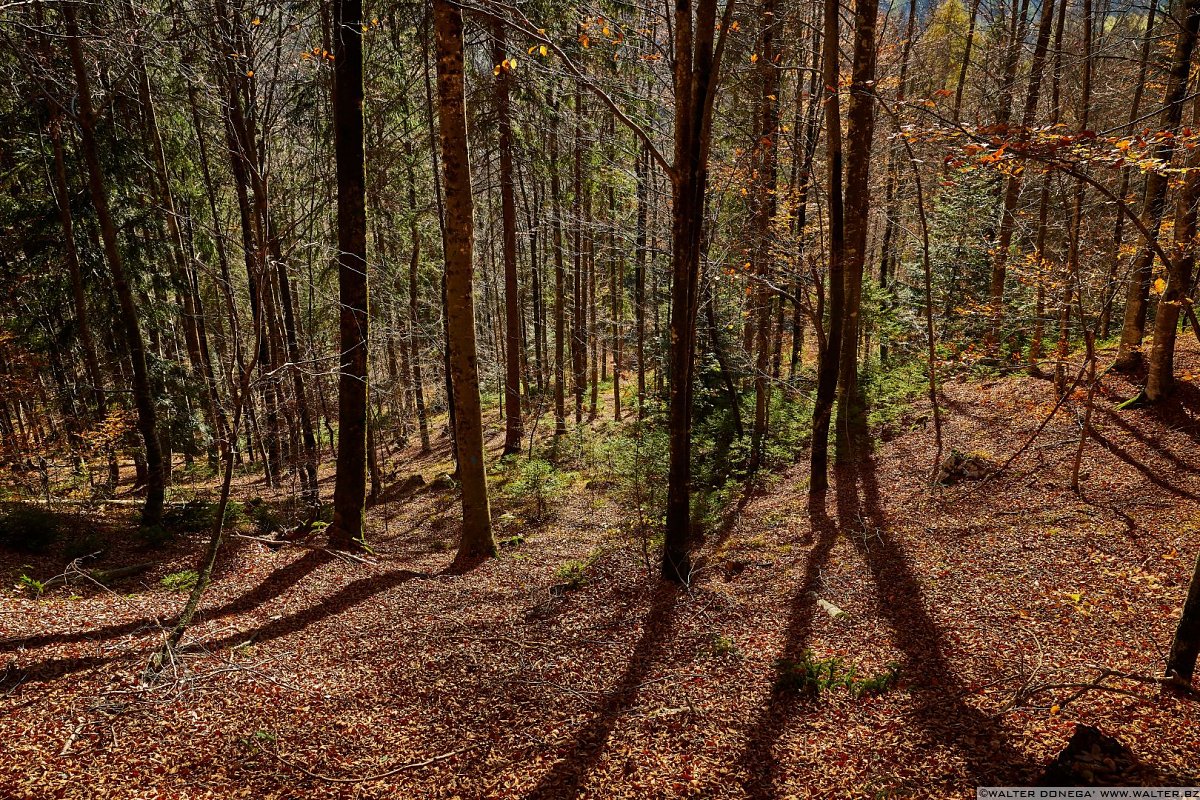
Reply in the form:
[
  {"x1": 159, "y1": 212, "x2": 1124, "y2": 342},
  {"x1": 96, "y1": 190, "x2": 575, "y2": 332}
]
[
  {"x1": 750, "y1": 52, "x2": 759, "y2": 63},
  {"x1": 540, "y1": 45, "x2": 548, "y2": 57},
  {"x1": 246, "y1": 70, "x2": 254, "y2": 77},
  {"x1": 1050, "y1": 704, "x2": 1061, "y2": 715},
  {"x1": 1153, "y1": 277, "x2": 1167, "y2": 294},
  {"x1": 252, "y1": 16, "x2": 261, "y2": 25}
]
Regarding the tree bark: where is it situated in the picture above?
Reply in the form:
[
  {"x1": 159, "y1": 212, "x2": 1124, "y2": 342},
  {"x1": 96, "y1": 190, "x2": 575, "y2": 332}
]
[
  {"x1": 434, "y1": 0, "x2": 496, "y2": 560},
  {"x1": 1114, "y1": 0, "x2": 1200, "y2": 372},
  {"x1": 330, "y1": 0, "x2": 369, "y2": 549},
  {"x1": 65, "y1": 2, "x2": 165, "y2": 526},
  {"x1": 494, "y1": 22, "x2": 523, "y2": 455}
]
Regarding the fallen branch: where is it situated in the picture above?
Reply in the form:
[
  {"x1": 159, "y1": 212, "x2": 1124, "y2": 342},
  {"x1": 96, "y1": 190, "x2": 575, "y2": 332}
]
[
  {"x1": 41, "y1": 562, "x2": 154, "y2": 592},
  {"x1": 253, "y1": 739, "x2": 474, "y2": 783}
]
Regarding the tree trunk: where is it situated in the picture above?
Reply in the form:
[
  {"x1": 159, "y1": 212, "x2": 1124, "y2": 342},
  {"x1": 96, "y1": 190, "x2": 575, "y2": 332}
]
[
  {"x1": 834, "y1": 0, "x2": 880, "y2": 461},
  {"x1": 809, "y1": 0, "x2": 846, "y2": 496},
  {"x1": 330, "y1": 0, "x2": 369, "y2": 549},
  {"x1": 1166, "y1": 550, "x2": 1200, "y2": 686},
  {"x1": 1146, "y1": 92, "x2": 1200, "y2": 401},
  {"x1": 749, "y1": 0, "x2": 780, "y2": 472},
  {"x1": 662, "y1": 0, "x2": 732, "y2": 582},
  {"x1": 65, "y1": 2, "x2": 164, "y2": 526},
  {"x1": 1114, "y1": 0, "x2": 1200, "y2": 372},
  {"x1": 986, "y1": 0, "x2": 1056, "y2": 348},
  {"x1": 434, "y1": 0, "x2": 495, "y2": 560}
]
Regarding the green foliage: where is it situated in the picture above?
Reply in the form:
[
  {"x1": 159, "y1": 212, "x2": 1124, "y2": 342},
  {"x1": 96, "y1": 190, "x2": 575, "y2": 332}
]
[
  {"x1": 499, "y1": 458, "x2": 573, "y2": 522},
  {"x1": 862, "y1": 359, "x2": 930, "y2": 431},
  {"x1": 852, "y1": 663, "x2": 902, "y2": 698},
  {"x1": 709, "y1": 633, "x2": 740, "y2": 658},
  {"x1": 554, "y1": 551, "x2": 600, "y2": 590},
  {"x1": 15, "y1": 572, "x2": 46, "y2": 597},
  {"x1": 243, "y1": 498, "x2": 282, "y2": 534},
  {"x1": 0, "y1": 505, "x2": 62, "y2": 553},
  {"x1": 160, "y1": 570, "x2": 198, "y2": 592},
  {"x1": 775, "y1": 650, "x2": 851, "y2": 698},
  {"x1": 775, "y1": 651, "x2": 902, "y2": 700}
]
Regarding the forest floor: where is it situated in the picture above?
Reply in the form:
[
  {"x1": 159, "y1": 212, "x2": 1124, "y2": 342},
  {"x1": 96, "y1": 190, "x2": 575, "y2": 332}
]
[{"x1": 2, "y1": 342, "x2": 1200, "y2": 799}]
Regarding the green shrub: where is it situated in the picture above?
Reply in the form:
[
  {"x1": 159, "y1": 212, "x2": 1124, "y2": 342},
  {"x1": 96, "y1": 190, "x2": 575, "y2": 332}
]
[
  {"x1": 554, "y1": 551, "x2": 600, "y2": 591},
  {"x1": 852, "y1": 662, "x2": 901, "y2": 698},
  {"x1": 775, "y1": 650, "x2": 851, "y2": 699},
  {"x1": 15, "y1": 572, "x2": 46, "y2": 596},
  {"x1": 0, "y1": 505, "x2": 61, "y2": 553},
  {"x1": 243, "y1": 498, "x2": 282, "y2": 534},
  {"x1": 160, "y1": 570, "x2": 198, "y2": 592},
  {"x1": 709, "y1": 633, "x2": 739, "y2": 658},
  {"x1": 500, "y1": 458, "x2": 572, "y2": 522}
]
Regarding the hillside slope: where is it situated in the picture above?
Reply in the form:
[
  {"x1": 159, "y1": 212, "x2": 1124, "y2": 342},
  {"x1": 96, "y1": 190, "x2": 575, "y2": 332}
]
[{"x1": 2, "y1": 343, "x2": 1199, "y2": 798}]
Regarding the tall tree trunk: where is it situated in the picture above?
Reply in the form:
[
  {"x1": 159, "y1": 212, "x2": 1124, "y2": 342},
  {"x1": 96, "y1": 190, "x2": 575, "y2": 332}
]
[
  {"x1": 1100, "y1": 0, "x2": 1157, "y2": 339},
  {"x1": 662, "y1": 0, "x2": 733, "y2": 582},
  {"x1": 65, "y1": 2, "x2": 165, "y2": 526},
  {"x1": 330, "y1": 0, "x2": 369, "y2": 549},
  {"x1": 1166, "y1": 550, "x2": 1200, "y2": 686},
  {"x1": 834, "y1": 0, "x2": 880, "y2": 461},
  {"x1": 1146, "y1": 93, "x2": 1200, "y2": 401},
  {"x1": 986, "y1": 0, "x2": 1056, "y2": 349},
  {"x1": 434, "y1": 0, "x2": 495, "y2": 560},
  {"x1": 491, "y1": 22, "x2": 523, "y2": 455},
  {"x1": 809, "y1": 0, "x2": 845, "y2": 496},
  {"x1": 1114, "y1": 0, "x2": 1200, "y2": 372},
  {"x1": 749, "y1": 0, "x2": 780, "y2": 472},
  {"x1": 549, "y1": 91, "x2": 568, "y2": 436}
]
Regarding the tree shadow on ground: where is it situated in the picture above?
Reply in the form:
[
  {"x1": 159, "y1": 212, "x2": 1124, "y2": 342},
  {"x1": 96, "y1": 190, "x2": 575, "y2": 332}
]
[
  {"x1": 840, "y1": 457, "x2": 1039, "y2": 786},
  {"x1": 736, "y1": 494, "x2": 840, "y2": 799},
  {"x1": 3, "y1": 562, "x2": 431, "y2": 687},
  {"x1": 524, "y1": 583, "x2": 681, "y2": 800},
  {"x1": 1089, "y1": 429, "x2": 1200, "y2": 502},
  {"x1": 737, "y1": 459, "x2": 1040, "y2": 796},
  {"x1": 1, "y1": 549, "x2": 334, "y2": 654}
]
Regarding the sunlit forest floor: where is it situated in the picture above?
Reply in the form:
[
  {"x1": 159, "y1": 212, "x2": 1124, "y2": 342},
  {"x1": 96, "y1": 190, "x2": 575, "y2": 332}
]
[{"x1": 2, "y1": 344, "x2": 1200, "y2": 798}]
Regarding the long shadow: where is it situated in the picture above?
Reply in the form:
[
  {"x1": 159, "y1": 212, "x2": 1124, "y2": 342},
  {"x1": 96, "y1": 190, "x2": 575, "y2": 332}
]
[
  {"x1": 1088, "y1": 429, "x2": 1200, "y2": 502},
  {"x1": 843, "y1": 457, "x2": 1038, "y2": 785},
  {"x1": 2, "y1": 564, "x2": 430, "y2": 687},
  {"x1": 736, "y1": 494, "x2": 840, "y2": 799},
  {"x1": 0, "y1": 549, "x2": 332, "y2": 654},
  {"x1": 524, "y1": 584, "x2": 681, "y2": 800},
  {"x1": 1093, "y1": 407, "x2": 1197, "y2": 476}
]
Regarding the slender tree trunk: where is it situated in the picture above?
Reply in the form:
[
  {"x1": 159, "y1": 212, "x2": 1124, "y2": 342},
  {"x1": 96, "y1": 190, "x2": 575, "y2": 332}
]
[
  {"x1": 662, "y1": 0, "x2": 732, "y2": 582},
  {"x1": 65, "y1": 2, "x2": 164, "y2": 526},
  {"x1": 635, "y1": 143, "x2": 649, "y2": 418},
  {"x1": 1100, "y1": 0, "x2": 1157, "y2": 339},
  {"x1": 987, "y1": 0, "x2": 1057, "y2": 349},
  {"x1": 434, "y1": 0, "x2": 495, "y2": 560},
  {"x1": 809, "y1": 0, "x2": 845, "y2": 496},
  {"x1": 749, "y1": 0, "x2": 780, "y2": 472},
  {"x1": 493, "y1": 22, "x2": 523, "y2": 455},
  {"x1": 549, "y1": 92, "x2": 568, "y2": 436},
  {"x1": 1114, "y1": 0, "x2": 1200, "y2": 371},
  {"x1": 1146, "y1": 93, "x2": 1200, "y2": 401},
  {"x1": 330, "y1": 0, "x2": 369, "y2": 549}
]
